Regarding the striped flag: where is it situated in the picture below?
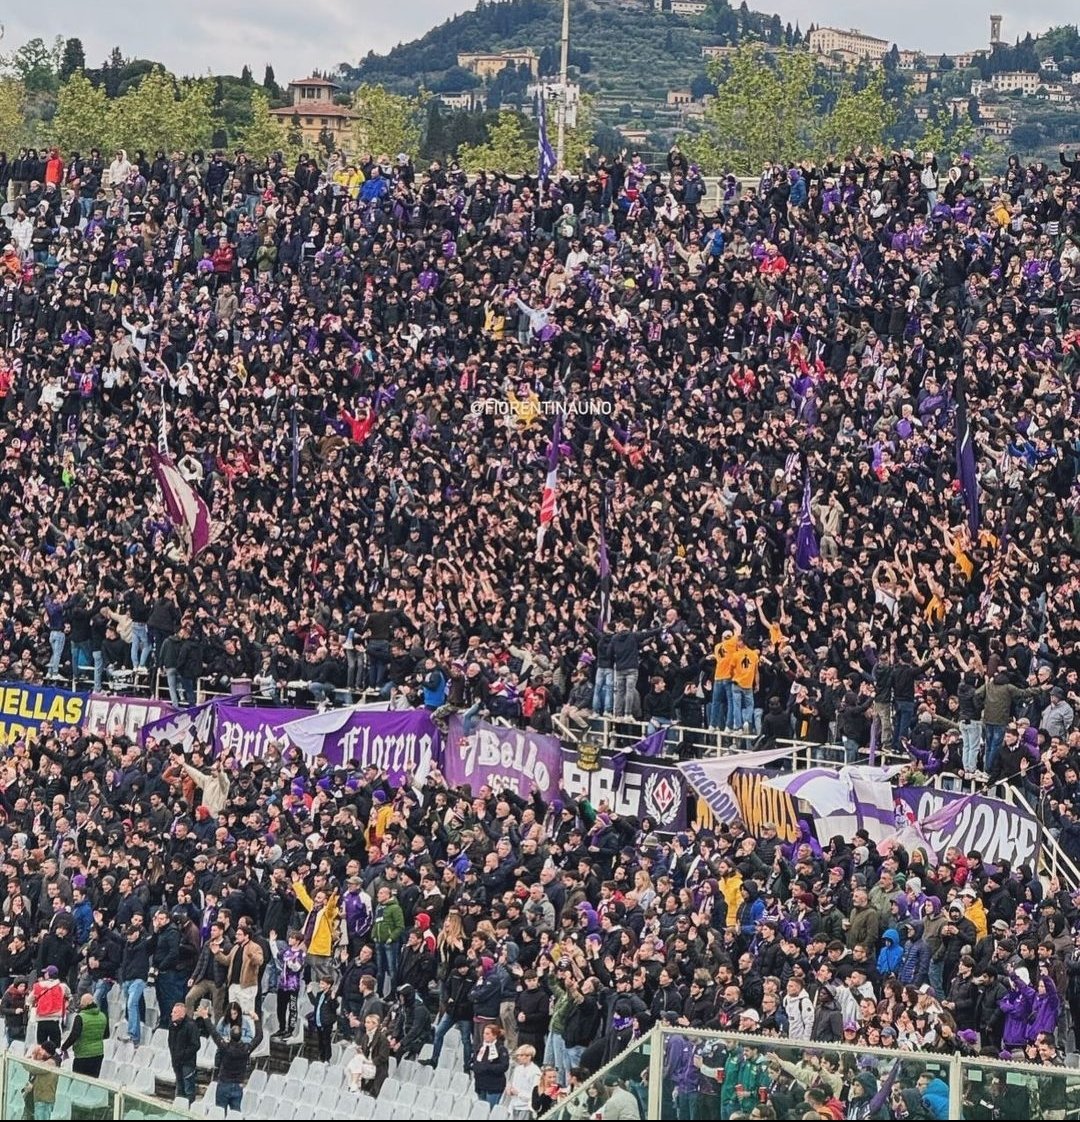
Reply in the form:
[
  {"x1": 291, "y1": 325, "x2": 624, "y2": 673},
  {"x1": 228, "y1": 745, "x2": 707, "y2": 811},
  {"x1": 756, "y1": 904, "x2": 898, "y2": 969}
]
[
  {"x1": 147, "y1": 447, "x2": 216, "y2": 557},
  {"x1": 794, "y1": 473, "x2": 819, "y2": 571},
  {"x1": 537, "y1": 93, "x2": 557, "y2": 182},
  {"x1": 954, "y1": 377, "x2": 980, "y2": 535},
  {"x1": 979, "y1": 508, "x2": 1012, "y2": 622},
  {"x1": 536, "y1": 413, "x2": 563, "y2": 551}
]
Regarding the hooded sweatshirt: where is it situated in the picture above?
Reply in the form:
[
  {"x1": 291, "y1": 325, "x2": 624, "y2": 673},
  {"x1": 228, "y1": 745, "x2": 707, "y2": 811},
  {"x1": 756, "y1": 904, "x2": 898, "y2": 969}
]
[{"x1": 877, "y1": 928, "x2": 904, "y2": 976}]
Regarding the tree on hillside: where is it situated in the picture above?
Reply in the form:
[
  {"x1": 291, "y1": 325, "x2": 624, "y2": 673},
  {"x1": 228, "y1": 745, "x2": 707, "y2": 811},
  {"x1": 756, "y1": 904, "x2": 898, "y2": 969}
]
[
  {"x1": 457, "y1": 110, "x2": 532, "y2": 173},
  {"x1": 101, "y1": 47, "x2": 126, "y2": 97},
  {"x1": 51, "y1": 73, "x2": 113, "y2": 152},
  {"x1": 0, "y1": 80, "x2": 28, "y2": 150},
  {"x1": 682, "y1": 44, "x2": 820, "y2": 173},
  {"x1": 561, "y1": 92, "x2": 598, "y2": 172},
  {"x1": 235, "y1": 94, "x2": 296, "y2": 161},
  {"x1": 241, "y1": 65, "x2": 254, "y2": 86},
  {"x1": 59, "y1": 38, "x2": 86, "y2": 80},
  {"x1": 817, "y1": 73, "x2": 896, "y2": 157},
  {"x1": 683, "y1": 44, "x2": 899, "y2": 173},
  {"x1": 1, "y1": 36, "x2": 59, "y2": 94},
  {"x1": 263, "y1": 65, "x2": 279, "y2": 97},
  {"x1": 350, "y1": 83, "x2": 426, "y2": 158},
  {"x1": 59, "y1": 68, "x2": 217, "y2": 154}
]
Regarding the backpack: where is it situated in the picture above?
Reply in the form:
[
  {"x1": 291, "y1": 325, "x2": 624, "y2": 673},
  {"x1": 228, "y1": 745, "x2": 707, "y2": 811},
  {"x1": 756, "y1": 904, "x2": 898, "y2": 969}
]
[{"x1": 33, "y1": 981, "x2": 66, "y2": 1019}]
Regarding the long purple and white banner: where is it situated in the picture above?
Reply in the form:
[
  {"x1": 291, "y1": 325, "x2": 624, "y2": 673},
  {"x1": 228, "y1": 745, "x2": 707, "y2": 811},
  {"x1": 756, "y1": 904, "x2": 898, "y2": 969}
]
[
  {"x1": 443, "y1": 717, "x2": 562, "y2": 801},
  {"x1": 213, "y1": 705, "x2": 310, "y2": 762},
  {"x1": 277, "y1": 706, "x2": 440, "y2": 786},
  {"x1": 890, "y1": 786, "x2": 1041, "y2": 869},
  {"x1": 560, "y1": 746, "x2": 689, "y2": 832},
  {"x1": 84, "y1": 694, "x2": 174, "y2": 740}
]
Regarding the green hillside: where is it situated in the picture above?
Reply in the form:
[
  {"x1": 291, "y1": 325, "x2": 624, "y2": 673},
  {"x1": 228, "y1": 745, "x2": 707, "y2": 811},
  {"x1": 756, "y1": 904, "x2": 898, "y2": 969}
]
[{"x1": 351, "y1": 0, "x2": 800, "y2": 109}]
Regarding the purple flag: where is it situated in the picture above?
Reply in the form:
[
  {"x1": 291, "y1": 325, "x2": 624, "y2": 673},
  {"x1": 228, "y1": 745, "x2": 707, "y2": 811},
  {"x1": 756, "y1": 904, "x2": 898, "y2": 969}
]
[
  {"x1": 597, "y1": 486, "x2": 612, "y2": 628},
  {"x1": 147, "y1": 447, "x2": 216, "y2": 557},
  {"x1": 867, "y1": 1060, "x2": 902, "y2": 1116},
  {"x1": 611, "y1": 746, "x2": 630, "y2": 793},
  {"x1": 794, "y1": 474, "x2": 819, "y2": 571},
  {"x1": 919, "y1": 792, "x2": 976, "y2": 834},
  {"x1": 277, "y1": 706, "x2": 440, "y2": 785},
  {"x1": 536, "y1": 413, "x2": 563, "y2": 551},
  {"x1": 444, "y1": 717, "x2": 562, "y2": 801},
  {"x1": 139, "y1": 698, "x2": 221, "y2": 752},
  {"x1": 630, "y1": 727, "x2": 668, "y2": 758},
  {"x1": 537, "y1": 93, "x2": 557, "y2": 182},
  {"x1": 954, "y1": 379, "x2": 980, "y2": 535},
  {"x1": 290, "y1": 404, "x2": 299, "y2": 495}
]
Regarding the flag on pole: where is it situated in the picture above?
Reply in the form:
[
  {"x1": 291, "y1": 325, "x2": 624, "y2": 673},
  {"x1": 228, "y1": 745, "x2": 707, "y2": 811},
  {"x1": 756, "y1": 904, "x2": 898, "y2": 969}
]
[
  {"x1": 158, "y1": 398, "x2": 169, "y2": 455},
  {"x1": 536, "y1": 413, "x2": 563, "y2": 551},
  {"x1": 954, "y1": 378, "x2": 980, "y2": 535},
  {"x1": 979, "y1": 507, "x2": 1012, "y2": 622},
  {"x1": 629, "y1": 727, "x2": 668, "y2": 758},
  {"x1": 597, "y1": 486, "x2": 612, "y2": 628},
  {"x1": 795, "y1": 473, "x2": 819, "y2": 571},
  {"x1": 611, "y1": 727, "x2": 669, "y2": 793},
  {"x1": 290, "y1": 403, "x2": 299, "y2": 495},
  {"x1": 537, "y1": 93, "x2": 557, "y2": 183},
  {"x1": 147, "y1": 447, "x2": 217, "y2": 557}
]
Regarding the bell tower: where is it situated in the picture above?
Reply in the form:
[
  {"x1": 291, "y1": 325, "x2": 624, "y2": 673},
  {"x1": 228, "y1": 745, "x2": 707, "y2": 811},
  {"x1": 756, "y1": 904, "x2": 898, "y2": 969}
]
[{"x1": 990, "y1": 14, "x2": 1003, "y2": 46}]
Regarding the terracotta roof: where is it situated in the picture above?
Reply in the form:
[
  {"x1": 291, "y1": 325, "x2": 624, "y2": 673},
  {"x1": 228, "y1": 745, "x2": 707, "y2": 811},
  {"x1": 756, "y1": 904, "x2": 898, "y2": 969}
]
[
  {"x1": 288, "y1": 77, "x2": 340, "y2": 88},
  {"x1": 271, "y1": 104, "x2": 357, "y2": 118}
]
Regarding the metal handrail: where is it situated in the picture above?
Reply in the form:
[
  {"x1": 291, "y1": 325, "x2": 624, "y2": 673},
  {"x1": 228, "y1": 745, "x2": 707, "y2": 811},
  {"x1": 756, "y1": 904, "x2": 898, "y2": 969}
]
[
  {"x1": 543, "y1": 1024, "x2": 1080, "y2": 1122},
  {"x1": 998, "y1": 782, "x2": 1080, "y2": 890}
]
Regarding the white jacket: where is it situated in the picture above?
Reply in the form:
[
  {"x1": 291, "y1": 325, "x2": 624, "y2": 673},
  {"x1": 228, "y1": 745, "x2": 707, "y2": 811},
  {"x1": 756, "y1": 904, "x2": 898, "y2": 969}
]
[{"x1": 784, "y1": 990, "x2": 815, "y2": 1040}]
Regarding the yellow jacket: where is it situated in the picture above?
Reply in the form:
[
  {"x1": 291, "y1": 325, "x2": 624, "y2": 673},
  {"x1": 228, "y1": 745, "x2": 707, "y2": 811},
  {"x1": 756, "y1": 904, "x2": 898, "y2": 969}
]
[
  {"x1": 292, "y1": 881, "x2": 340, "y2": 957},
  {"x1": 718, "y1": 871, "x2": 743, "y2": 925},
  {"x1": 964, "y1": 896, "x2": 988, "y2": 941},
  {"x1": 333, "y1": 168, "x2": 364, "y2": 199}
]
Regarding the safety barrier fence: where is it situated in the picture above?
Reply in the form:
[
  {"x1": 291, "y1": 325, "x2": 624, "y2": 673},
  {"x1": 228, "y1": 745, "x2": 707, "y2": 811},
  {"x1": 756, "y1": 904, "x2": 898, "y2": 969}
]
[
  {"x1": 0, "y1": 1048, "x2": 196, "y2": 1120},
  {"x1": 542, "y1": 1025, "x2": 1080, "y2": 1120}
]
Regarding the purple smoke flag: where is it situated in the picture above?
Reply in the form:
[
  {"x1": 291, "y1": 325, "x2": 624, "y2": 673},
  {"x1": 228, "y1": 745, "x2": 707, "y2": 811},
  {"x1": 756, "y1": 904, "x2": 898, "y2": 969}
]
[
  {"x1": 954, "y1": 378, "x2": 980, "y2": 535},
  {"x1": 537, "y1": 94, "x2": 557, "y2": 183},
  {"x1": 794, "y1": 474, "x2": 819, "y2": 571},
  {"x1": 536, "y1": 413, "x2": 563, "y2": 551},
  {"x1": 147, "y1": 447, "x2": 216, "y2": 557}
]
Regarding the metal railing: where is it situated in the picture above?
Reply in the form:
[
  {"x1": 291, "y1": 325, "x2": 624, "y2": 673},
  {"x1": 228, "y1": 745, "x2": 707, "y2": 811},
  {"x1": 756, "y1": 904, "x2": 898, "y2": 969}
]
[
  {"x1": 542, "y1": 1025, "x2": 1080, "y2": 1120},
  {"x1": 0, "y1": 1049, "x2": 196, "y2": 1120},
  {"x1": 999, "y1": 782, "x2": 1080, "y2": 890}
]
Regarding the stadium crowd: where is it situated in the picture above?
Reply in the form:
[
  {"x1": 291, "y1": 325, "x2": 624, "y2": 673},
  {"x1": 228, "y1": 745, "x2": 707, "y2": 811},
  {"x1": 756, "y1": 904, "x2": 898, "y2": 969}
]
[{"x1": 0, "y1": 129, "x2": 1077, "y2": 1120}]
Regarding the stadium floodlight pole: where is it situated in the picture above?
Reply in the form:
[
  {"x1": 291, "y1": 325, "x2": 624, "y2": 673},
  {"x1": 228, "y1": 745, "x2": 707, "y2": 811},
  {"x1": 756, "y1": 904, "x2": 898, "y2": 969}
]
[{"x1": 556, "y1": 0, "x2": 570, "y2": 169}]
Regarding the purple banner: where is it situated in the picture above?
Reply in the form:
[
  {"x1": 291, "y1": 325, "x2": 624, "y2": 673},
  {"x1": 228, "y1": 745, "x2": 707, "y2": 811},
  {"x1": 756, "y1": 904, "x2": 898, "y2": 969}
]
[
  {"x1": 443, "y1": 717, "x2": 562, "y2": 801},
  {"x1": 83, "y1": 694, "x2": 174, "y2": 740},
  {"x1": 277, "y1": 707, "x2": 440, "y2": 786},
  {"x1": 892, "y1": 786, "x2": 1041, "y2": 869},
  {"x1": 138, "y1": 699, "x2": 218, "y2": 752},
  {"x1": 561, "y1": 746, "x2": 689, "y2": 833},
  {"x1": 213, "y1": 705, "x2": 311, "y2": 762}
]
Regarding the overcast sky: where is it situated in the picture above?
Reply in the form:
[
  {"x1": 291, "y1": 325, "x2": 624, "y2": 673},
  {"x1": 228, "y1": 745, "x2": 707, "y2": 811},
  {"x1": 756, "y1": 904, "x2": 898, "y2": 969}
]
[{"x1": 1, "y1": 1, "x2": 1076, "y2": 78}]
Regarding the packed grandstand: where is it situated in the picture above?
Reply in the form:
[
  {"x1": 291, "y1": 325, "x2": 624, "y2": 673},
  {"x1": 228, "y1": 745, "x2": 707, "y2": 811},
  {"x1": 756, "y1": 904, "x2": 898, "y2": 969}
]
[{"x1": 0, "y1": 131, "x2": 1077, "y2": 1121}]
